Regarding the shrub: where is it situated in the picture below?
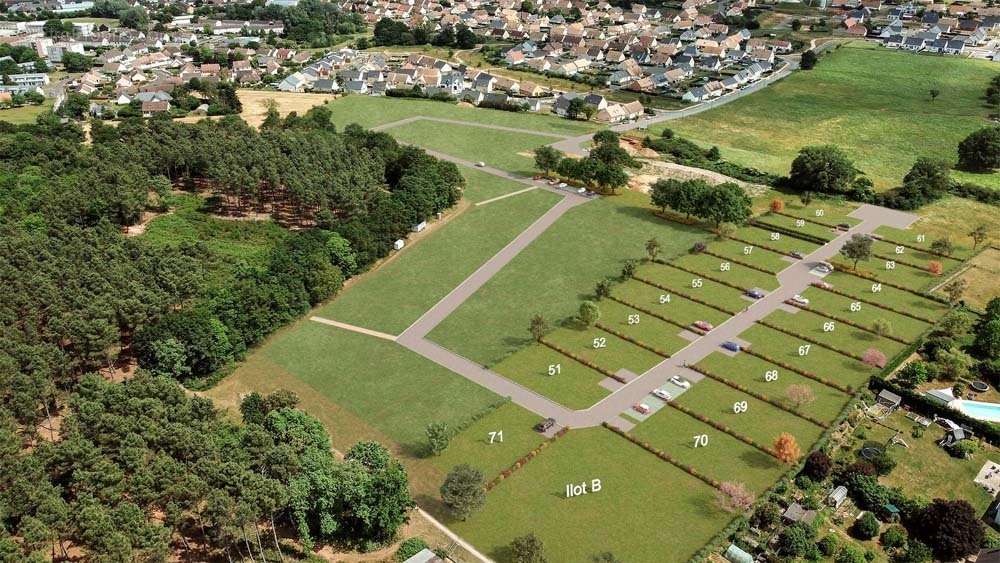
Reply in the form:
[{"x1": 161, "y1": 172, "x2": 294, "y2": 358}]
[
  {"x1": 803, "y1": 450, "x2": 832, "y2": 481},
  {"x1": 396, "y1": 538, "x2": 429, "y2": 561},
  {"x1": 690, "y1": 242, "x2": 707, "y2": 254},
  {"x1": 770, "y1": 198, "x2": 785, "y2": 212},
  {"x1": 818, "y1": 534, "x2": 839, "y2": 556},
  {"x1": 946, "y1": 439, "x2": 978, "y2": 459},
  {"x1": 881, "y1": 526, "x2": 907, "y2": 549},
  {"x1": 836, "y1": 545, "x2": 867, "y2": 563},
  {"x1": 853, "y1": 511, "x2": 880, "y2": 540},
  {"x1": 927, "y1": 261, "x2": 943, "y2": 276},
  {"x1": 868, "y1": 450, "x2": 897, "y2": 476}
]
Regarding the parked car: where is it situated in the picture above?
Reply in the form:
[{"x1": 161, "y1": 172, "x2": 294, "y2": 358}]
[
  {"x1": 475, "y1": 161, "x2": 486, "y2": 167},
  {"x1": 746, "y1": 288, "x2": 766, "y2": 299},
  {"x1": 535, "y1": 418, "x2": 555, "y2": 433},
  {"x1": 577, "y1": 187, "x2": 587, "y2": 195},
  {"x1": 653, "y1": 389, "x2": 672, "y2": 401},
  {"x1": 815, "y1": 262, "x2": 834, "y2": 274},
  {"x1": 836, "y1": 223, "x2": 851, "y2": 230},
  {"x1": 722, "y1": 341, "x2": 741, "y2": 352},
  {"x1": 633, "y1": 403, "x2": 651, "y2": 415},
  {"x1": 790, "y1": 251, "x2": 805, "y2": 259},
  {"x1": 811, "y1": 280, "x2": 833, "y2": 290},
  {"x1": 558, "y1": 182, "x2": 567, "y2": 188},
  {"x1": 792, "y1": 294, "x2": 810, "y2": 305},
  {"x1": 669, "y1": 376, "x2": 691, "y2": 389},
  {"x1": 693, "y1": 320, "x2": 714, "y2": 331}
]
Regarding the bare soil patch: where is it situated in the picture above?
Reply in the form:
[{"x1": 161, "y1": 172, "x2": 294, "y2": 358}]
[{"x1": 628, "y1": 158, "x2": 769, "y2": 198}]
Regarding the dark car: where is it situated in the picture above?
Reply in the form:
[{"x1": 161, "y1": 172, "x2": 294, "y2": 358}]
[
  {"x1": 535, "y1": 418, "x2": 556, "y2": 433},
  {"x1": 790, "y1": 251, "x2": 805, "y2": 259},
  {"x1": 722, "y1": 341, "x2": 741, "y2": 352},
  {"x1": 746, "y1": 288, "x2": 766, "y2": 299},
  {"x1": 837, "y1": 223, "x2": 851, "y2": 230}
]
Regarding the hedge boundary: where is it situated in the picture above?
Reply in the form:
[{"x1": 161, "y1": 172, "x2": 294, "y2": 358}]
[
  {"x1": 755, "y1": 319, "x2": 869, "y2": 363},
  {"x1": 603, "y1": 423, "x2": 722, "y2": 489},
  {"x1": 485, "y1": 427, "x2": 569, "y2": 492},
  {"x1": 724, "y1": 233, "x2": 796, "y2": 258},
  {"x1": 665, "y1": 401, "x2": 780, "y2": 460},
  {"x1": 655, "y1": 259, "x2": 754, "y2": 294},
  {"x1": 783, "y1": 300, "x2": 910, "y2": 345},
  {"x1": 539, "y1": 338, "x2": 627, "y2": 383},
  {"x1": 702, "y1": 249, "x2": 779, "y2": 275},
  {"x1": 633, "y1": 274, "x2": 738, "y2": 315},
  {"x1": 871, "y1": 233, "x2": 964, "y2": 262},
  {"x1": 750, "y1": 218, "x2": 832, "y2": 245},
  {"x1": 595, "y1": 321, "x2": 671, "y2": 358},
  {"x1": 813, "y1": 284, "x2": 936, "y2": 324},
  {"x1": 831, "y1": 262, "x2": 951, "y2": 305},
  {"x1": 773, "y1": 209, "x2": 839, "y2": 229},
  {"x1": 606, "y1": 294, "x2": 707, "y2": 336},
  {"x1": 741, "y1": 347, "x2": 853, "y2": 393},
  {"x1": 686, "y1": 364, "x2": 830, "y2": 429}
]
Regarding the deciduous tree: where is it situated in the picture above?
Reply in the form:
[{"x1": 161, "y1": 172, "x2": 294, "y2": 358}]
[
  {"x1": 440, "y1": 464, "x2": 486, "y2": 520},
  {"x1": 774, "y1": 432, "x2": 801, "y2": 463}
]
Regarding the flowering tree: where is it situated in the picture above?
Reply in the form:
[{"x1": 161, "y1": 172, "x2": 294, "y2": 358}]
[
  {"x1": 862, "y1": 348, "x2": 887, "y2": 369},
  {"x1": 770, "y1": 199, "x2": 785, "y2": 213},
  {"x1": 774, "y1": 432, "x2": 801, "y2": 463},
  {"x1": 786, "y1": 384, "x2": 816, "y2": 409},
  {"x1": 715, "y1": 481, "x2": 756, "y2": 513},
  {"x1": 927, "y1": 261, "x2": 943, "y2": 276}
]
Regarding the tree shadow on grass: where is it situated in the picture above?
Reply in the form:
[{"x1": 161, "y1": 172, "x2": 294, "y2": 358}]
[
  {"x1": 740, "y1": 448, "x2": 782, "y2": 471},
  {"x1": 614, "y1": 204, "x2": 707, "y2": 236}
]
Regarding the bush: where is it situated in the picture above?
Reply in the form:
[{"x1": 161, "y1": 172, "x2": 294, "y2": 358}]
[
  {"x1": 835, "y1": 545, "x2": 866, "y2": 563},
  {"x1": 396, "y1": 538, "x2": 429, "y2": 561},
  {"x1": 819, "y1": 534, "x2": 839, "y2": 556},
  {"x1": 853, "y1": 511, "x2": 880, "y2": 540},
  {"x1": 946, "y1": 439, "x2": 979, "y2": 459},
  {"x1": 881, "y1": 526, "x2": 907, "y2": 549},
  {"x1": 868, "y1": 450, "x2": 897, "y2": 476}
]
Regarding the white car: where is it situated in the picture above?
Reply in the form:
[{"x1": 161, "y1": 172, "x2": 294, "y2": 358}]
[
  {"x1": 558, "y1": 182, "x2": 567, "y2": 188},
  {"x1": 792, "y1": 294, "x2": 810, "y2": 306},
  {"x1": 669, "y1": 376, "x2": 690, "y2": 389},
  {"x1": 633, "y1": 403, "x2": 651, "y2": 415},
  {"x1": 475, "y1": 161, "x2": 486, "y2": 167},
  {"x1": 653, "y1": 389, "x2": 672, "y2": 401}
]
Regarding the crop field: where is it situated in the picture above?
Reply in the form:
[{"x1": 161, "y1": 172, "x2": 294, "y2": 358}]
[
  {"x1": 796, "y1": 287, "x2": 932, "y2": 342},
  {"x1": 657, "y1": 41, "x2": 1000, "y2": 189},
  {"x1": 634, "y1": 261, "x2": 749, "y2": 313},
  {"x1": 324, "y1": 95, "x2": 599, "y2": 135},
  {"x1": 492, "y1": 344, "x2": 611, "y2": 409},
  {"x1": 738, "y1": 324, "x2": 876, "y2": 389},
  {"x1": 821, "y1": 271, "x2": 951, "y2": 319},
  {"x1": 383, "y1": 119, "x2": 551, "y2": 176},
  {"x1": 729, "y1": 224, "x2": 822, "y2": 256},
  {"x1": 671, "y1": 253, "x2": 781, "y2": 291},
  {"x1": 762, "y1": 308, "x2": 907, "y2": 360},
  {"x1": 702, "y1": 238, "x2": 791, "y2": 273},
  {"x1": 450, "y1": 428, "x2": 733, "y2": 563}
]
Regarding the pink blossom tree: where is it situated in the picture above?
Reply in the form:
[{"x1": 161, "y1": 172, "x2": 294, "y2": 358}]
[
  {"x1": 863, "y1": 348, "x2": 887, "y2": 369},
  {"x1": 715, "y1": 481, "x2": 756, "y2": 513}
]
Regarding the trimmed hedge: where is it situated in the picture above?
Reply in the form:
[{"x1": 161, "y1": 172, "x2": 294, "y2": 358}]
[
  {"x1": 604, "y1": 423, "x2": 722, "y2": 489},
  {"x1": 687, "y1": 364, "x2": 830, "y2": 429},
  {"x1": 870, "y1": 251, "x2": 948, "y2": 274},
  {"x1": 725, "y1": 233, "x2": 795, "y2": 257},
  {"x1": 595, "y1": 322, "x2": 671, "y2": 358},
  {"x1": 773, "y1": 209, "x2": 838, "y2": 230},
  {"x1": 784, "y1": 300, "x2": 910, "y2": 345},
  {"x1": 538, "y1": 338, "x2": 627, "y2": 383},
  {"x1": 485, "y1": 427, "x2": 569, "y2": 491},
  {"x1": 741, "y1": 347, "x2": 853, "y2": 393},
  {"x1": 633, "y1": 274, "x2": 738, "y2": 315},
  {"x1": 750, "y1": 219, "x2": 831, "y2": 245},
  {"x1": 830, "y1": 262, "x2": 951, "y2": 305},
  {"x1": 870, "y1": 233, "x2": 963, "y2": 262},
  {"x1": 666, "y1": 401, "x2": 780, "y2": 459}
]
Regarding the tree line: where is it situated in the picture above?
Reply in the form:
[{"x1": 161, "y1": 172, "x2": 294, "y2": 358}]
[{"x1": 371, "y1": 18, "x2": 478, "y2": 49}]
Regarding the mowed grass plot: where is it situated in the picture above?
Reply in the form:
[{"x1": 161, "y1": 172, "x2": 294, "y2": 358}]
[
  {"x1": 754, "y1": 212, "x2": 838, "y2": 242},
  {"x1": 874, "y1": 223, "x2": 974, "y2": 261},
  {"x1": 545, "y1": 323, "x2": 665, "y2": 375},
  {"x1": 384, "y1": 119, "x2": 551, "y2": 176},
  {"x1": 780, "y1": 200, "x2": 860, "y2": 227},
  {"x1": 705, "y1": 238, "x2": 791, "y2": 273},
  {"x1": 450, "y1": 428, "x2": 733, "y2": 562},
  {"x1": 739, "y1": 324, "x2": 875, "y2": 389},
  {"x1": 763, "y1": 308, "x2": 907, "y2": 359},
  {"x1": 631, "y1": 406, "x2": 787, "y2": 493},
  {"x1": 730, "y1": 225, "x2": 821, "y2": 256},
  {"x1": 658, "y1": 42, "x2": 1000, "y2": 189},
  {"x1": 431, "y1": 402, "x2": 547, "y2": 480},
  {"x1": 316, "y1": 189, "x2": 560, "y2": 334},
  {"x1": 461, "y1": 166, "x2": 535, "y2": 203},
  {"x1": 0, "y1": 100, "x2": 54, "y2": 125},
  {"x1": 672, "y1": 253, "x2": 780, "y2": 291},
  {"x1": 493, "y1": 344, "x2": 611, "y2": 409},
  {"x1": 613, "y1": 278, "x2": 731, "y2": 328},
  {"x1": 675, "y1": 377, "x2": 825, "y2": 449},
  {"x1": 848, "y1": 257, "x2": 940, "y2": 292},
  {"x1": 598, "y1": 298, "x2": 693, "y2": 355},
  {"x1": 636, "y1": 261, "x2": 749, "y2": 313},
  {"x1": 429, "y1": 190, "x2": 709, "y2": 366},
  {"x1": 324, "y1": 95, "x2": 599, "y2": 135},
  {"x1": 798, "y1": 287, "x2": 931, "y2": 342},
  {"x1": 870, "y1": 238, "x2": 962, "y2": 276},
  {"x1": 822, "y1": 271, "x2": 951, "y2": 318},
  {"x1": 697, "y1": 352, "x2": 852, "y2": 423}
]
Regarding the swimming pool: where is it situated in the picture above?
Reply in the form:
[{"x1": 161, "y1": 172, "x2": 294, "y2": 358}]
[{"x1": 955, "y1": 400, "x2": 1000, "y2": 423}]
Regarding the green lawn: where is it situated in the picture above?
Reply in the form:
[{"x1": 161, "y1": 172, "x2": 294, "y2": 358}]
[
  {"x1": 612, "y1": 278, "x2": 732, "y2": 328},
  {"x1": 450, "y1": 428, "x2": 733, "y2": 562},
  {"x1": 315, "y1": 189, "x2": 560, "y2": 334},
  {"x1": 672, "y1": 252, "x2": 780, "y2": 291},
  {"x1": 493, "y1": 344, "x2": 611, "y2": 409},
  {"x1": 384, "y1": 119, "x2": 550, "y2": 176},
  {"x1": 675, "y1": 377, "x2": 826, "y2": 449},
  {"x1": 428, "y1": 190, "x2": 709, "y2": 366},
  {"x1": 431, "y1": 402, "x2": 547, "y2": 480},
  {"x1": 779, "y1": 199, "x2": 861, "y2": 227},
  {"x1": 873, "y1": 224, "x2": 973, "y2": 261},
  {"x1": 545, "y1": 323, "x2": 665, "y2": 375},
  {"x1": 729, "y1": 224, "x2": 821, "y2": 256},
  {"x1": 657, "y1": 42, "x2": 1000, "y2": 189},
  {"x1": 835, "y1": 257, "x2": 942, "y2": 292},
  {"x1": 798, "y1": 287, "x2": 931, "y2": 342},
  {"x1": 631, "y1": 405, "x2": 787, "y2": 494},
  {"x1": 763, "y1": 308, "x2": 907, "y2": 359},
  {"x1": 697, "y1": 351, "x2": 852, "y2": 423},
  {"x1": 705, "y1": 238, "x2": 792, "y2": 274},
  {"x1": 869, "y1": 238, "x2": 962, "y2": 276},
  {"x1": 755, "y1": 212, "x2": 838, "y2": 241},
  {"x1": 822, "y1": 271, "x2": 950, "y2": 318},
  {"x1": 635, "y1": 261, "x2": 749, "y2": 313},
  {"x1": 325, "y1": 95, "x2": 599, "y2": 135},
  {"x1": 739, "y1": 324, "x2": 875, "y2": 389},
  {"x1": 461, "y1": 167, "x2": 535, "y2": 203},
  {"x1": 597, "y1": 298, "x2": 692, "y2": 355},
  {"x1": 0, "y1": 100, "x2": 54, "y2": 125}
]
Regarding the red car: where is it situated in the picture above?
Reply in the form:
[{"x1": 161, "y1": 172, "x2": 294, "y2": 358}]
[
  {"x1": 693, "y1": 320, "x2": 714, "y2": 331},
  {"x1": 633, "y1": 403, "x2": 651, "y2": 415}
]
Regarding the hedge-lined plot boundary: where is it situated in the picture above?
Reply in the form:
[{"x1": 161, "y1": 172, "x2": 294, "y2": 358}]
[
  {"x1": 750, "y1": 219, "x2": 831, "y2": 245},
  {"x1": 538, "y1": 338, "x2": 628, "y2": 383},
  {"x1": 702, "y1": 249, "x2": 779, "y2": 275},
  {"x1": 606, "y1": 294, "x2": 708, "y2": 336},
  {"x1": 655, "y1": 259, "x2": 753, "y2": 294},
  {"x1": 485, "y1": 427, "x2": 569, "y2": 492},
  {"x1": 773, "y1": 209, "x2": 839, "y2": 230},
  {"x1": 755, "y1": 319, "x2": 869, "y2": 363},
  {"x1": 831, "y1": 263, "x2": 951, "y2": 305},
  {"x1": 633, "y1": 274, "x2": 739, "y2": 315},
  {"x1": 812, "y1": 284, "x2": 936, "y2": 323},
  {"x1": 723, "y1": 233, "x2": 795, "y2": 258},
  {"x1": 741, "y1": 347, "x2": 854, "y2": 393},
  {"x1": 595, "y1": 322, "x2": 672, "y2": 359},
  {"x1": 665, "y1": 401, "x2": 780, "y2": 460},
  {"x1": 783, "y1": 300, "x2": 910, "y2": 345},
  {"x1": 604, "y1": 423, "x2": 723, "y2": 489}
]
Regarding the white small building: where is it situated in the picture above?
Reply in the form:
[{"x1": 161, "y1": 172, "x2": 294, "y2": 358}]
[
  {"x1": 393, "y1": 239, "x2": 405, "y2": 251},
  {"x1": 412, "y1": 221, "x2": 427, "y2": 233}
]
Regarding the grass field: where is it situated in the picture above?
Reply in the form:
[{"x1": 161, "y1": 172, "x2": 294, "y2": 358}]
[
  {"x1": 324, "y1": 95, "x2": 599, "y2": 135},
  {"x1": 762, "y1": 308, "x2": 906, "y2": 360},
  {"x1": 461, "y1": 167, "x2": 535, "y2": 203},
  {"x1": 656, "y1": 42, "x2": 1000, "y2": 189},
  {"x1": 383, "y1": 119, "x2": 551, "y2": 176},
  {"x1": 596, "y1": 298, "x2": 692, "y2": 355},
  {"x1": 635, "y1": 261, "x2": 750, "y2": 313},
  {"x1": 429, "y1": 190, "x2": 709, "y2": 366},
  {"x1": 0, "y1": 100, "x2": 54, "y2": 125},
  {"x1": 739, "y1": 323, "x2": 875, "y2": 388},
  {"x1": 631, "y1": 405, "x2": 787, "y2": 493},
  {"x1": 430, "y1": 402, "x2": 547, "y2": 480},
  {"x1": 671, "y1": 252, "x2": 780, "y2": 291},
  {"x1": 822, "y1": 271, "x2": 951, "y2": 318},
  {"x1": 755, "y1": 212, "x2": 838, "y2": 242},
  {"x1": 316, "y1": 189, "x2": 559, "y2": 334},
  {"x1": 797, "y1": 287, "x2": 931, "y2": 342},
  {"x1": 545, "y1": 323, "x2": 665, "y2": 375},
  {"x1": 492, "y1": 344, "x2": 611, "y2": 409},
  {"x1": 450, "y1": 428, "x2": 733, "y2": 562},
  {"x1": 729, "y1": 224, "x2": 821, "y2": 256},
  {"x1": 779, "y1": 199, "x2": 861, "y2": 227},
  {"x1": 938, "y1": 247, "x2": 1000, "y2": 311},
  {"x1": 703, "y1": 238, "x2": 791, "y2": 273},
  {"x1": 613, "y1": 278, "x2": 732, "y2": 327}
]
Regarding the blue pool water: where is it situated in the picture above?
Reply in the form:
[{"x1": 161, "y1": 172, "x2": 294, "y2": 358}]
[{"x1": 956, "y1": 400, "x2": 1000, "y2": 423}]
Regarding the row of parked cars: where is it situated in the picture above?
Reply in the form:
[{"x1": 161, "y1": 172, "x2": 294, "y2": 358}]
[{"x1": 634, "y1": 376, "x2": 691, "y2": 414}]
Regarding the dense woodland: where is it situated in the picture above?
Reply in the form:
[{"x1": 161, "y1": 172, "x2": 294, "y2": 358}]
[{"x1": 0, "y1": 109, "x2": 464, "y2": 559}]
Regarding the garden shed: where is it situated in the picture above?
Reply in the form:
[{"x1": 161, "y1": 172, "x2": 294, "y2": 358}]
[
  {"x1": 876, "y1": 389, "x2": 902, "y2": 411},
  {"x1": 781, "y1": 502, "x2": 817, "y2": 525}
]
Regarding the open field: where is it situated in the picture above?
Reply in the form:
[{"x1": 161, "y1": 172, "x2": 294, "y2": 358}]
[
  {"x1": 937, "y1": 247, "x2": 1000, "y2": 311},
  {"x1": 890, "y1": 196, "x2": 996, "y2": 258},
  {"x1": 0, "y1": 100, "x2": 54, "y2": 125},
  {"x1": 236, "y1": 89, "x2": 338, "y2": 127},
  {"x1": 316, "y1": 189, "x2": 559, "y2": 334},
  {"x1": 835, "y1": 256, "x2": 942, "y2": 292},
  {"x1": 545, "y1": 323, "x2": 665, "y2": 375},
  {"x1": 873, "y1": 223, "x2": 974, "y2": 261},
  {"x1": 460, "y1": 167, "x2": 535, "y2": 203},
  {"x1": 655, "y1": 42, "x2": 1000, "y2": 189},
  {"x1": 762, "y1": 308, "x2": 907, "y2": 360},
  {"x1": 324, "y1": 95, "x2": 600, "y2": 135},
  {"x1": 383, "y1": 119, "x2": 550, "y2": 176},
  {"x1": 779, "y1": 199, "x2": 861, "y2": 227},
  {"x1": 739, "y1": 324, "x2": 875, "y2": 389},
  {"x1": 671, "y1": 252, "x2": 780, "y2": 291},
  {"x1": 430, "y1": 402, "x2": 547, "y2": 480},
  {"x1": 450, "y1": 428, "x2": 733, "y2": 562},
  {"x1": 754, "y1": 212, "x2": 838, "y2": 242},
  {"x1": 428, "y1": 190, "x2": 709, "y2": 366},
  {"x1": 492, "y1": 344, "x2": 611, "y2": 409}
]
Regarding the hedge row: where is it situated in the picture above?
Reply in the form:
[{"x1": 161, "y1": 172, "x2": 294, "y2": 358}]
[
  {"x1": 750, "y1": 219, "x2": 831, "y2": 245},
  {"x1": 755, "y1": 319, "x2": 868, "y2": 363},
  {"x1": 666, "y1": 401, "x2": 780, "y2": 459},
  {"x1": 702, "y1": 249, "x2": 779, "y2": 275},
  {"x1": 603, "y1": 423, "x2": 722, "y2": 490},
  {"x1": 606, "y1": 294, "x2": 707, "y2": 335},
  {"x1": 830, "y1": 261, "x2": 951, "y2": 305},
  {"x1": 783, "y1": 300, "x2": 910, "y2": 345},
  {"x1": 633, "y1": 274, "x2": 738, "y2": 315},
  {"x1": 539, "y1": 338, "x2": 627, "y2": 383},
  {"x1": 724, "y1": 233, "x2": 795, "y2": 258},
  {"x1": 740, "y1": 347, "x2": 853, "y2": 393},
  {"x1": 773, "y1": 209, "x2": 838, "y2": 229},
  {"x1": 595, "y1": 322, "x2": 671, "y2": 358},
  {"x1": 686, "y1": 364, "x2": 830, "y2": 429},
  {"x1": 813, "y1": 284, "x2": 936, "y2": 324},
  {"x1": 485, "y1": 427, "x2": 569, "y2": 492},
  {"x1": 655, "y1": 259, "x2": 749, "y2": 294}
]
